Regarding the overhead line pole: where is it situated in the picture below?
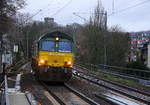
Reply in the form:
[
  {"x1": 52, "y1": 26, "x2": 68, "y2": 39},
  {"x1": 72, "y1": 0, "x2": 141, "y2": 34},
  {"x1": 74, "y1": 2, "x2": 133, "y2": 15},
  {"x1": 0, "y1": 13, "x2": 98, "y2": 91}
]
[
  {"x1": 73, "y1": 12, "x2": 108, "y2": 65},
  {"x1": 0, "y1": 34, "x2": 3, "y2": 74},
  {"x1": 109, "y1": 0, "x2": 150, "y2": 16},
  {"x1": 112, "y1": 0, "x2": 115, "y2": 14},
  {"x1": 104, "y1": 12, "x2": 107, "y2": 65}
]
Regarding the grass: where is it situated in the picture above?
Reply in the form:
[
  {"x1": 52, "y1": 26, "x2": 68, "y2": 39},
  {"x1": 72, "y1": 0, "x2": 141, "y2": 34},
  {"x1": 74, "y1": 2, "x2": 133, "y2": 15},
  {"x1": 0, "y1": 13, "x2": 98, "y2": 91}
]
[{"x1": 87, "y1": 70, "x2": 150, "y2": 90}]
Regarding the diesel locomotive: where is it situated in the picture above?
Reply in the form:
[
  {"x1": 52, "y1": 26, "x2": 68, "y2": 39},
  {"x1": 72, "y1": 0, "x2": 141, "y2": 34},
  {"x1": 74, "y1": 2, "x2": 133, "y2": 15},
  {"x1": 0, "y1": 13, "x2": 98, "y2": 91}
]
[{"x1": 31, "y1": 31, "x2": 75, "y2": 82}]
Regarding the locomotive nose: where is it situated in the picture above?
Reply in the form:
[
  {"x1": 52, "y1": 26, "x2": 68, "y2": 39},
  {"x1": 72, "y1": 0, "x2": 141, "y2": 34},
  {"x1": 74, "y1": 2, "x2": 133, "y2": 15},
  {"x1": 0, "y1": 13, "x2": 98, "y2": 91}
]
[{"x1": 54, "y1": 60, "x2": 58, "y2": 63}]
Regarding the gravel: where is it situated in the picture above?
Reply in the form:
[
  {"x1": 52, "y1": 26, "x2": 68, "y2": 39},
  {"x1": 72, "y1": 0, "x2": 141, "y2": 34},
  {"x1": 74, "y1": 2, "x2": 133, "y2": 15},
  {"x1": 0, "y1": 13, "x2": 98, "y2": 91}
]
[
  {"x1": 67, "y1": 76, "x2": 112, "y2": 105},
  {"x1": 21, "y1": 73, "x2": 53, "y2": 105}
]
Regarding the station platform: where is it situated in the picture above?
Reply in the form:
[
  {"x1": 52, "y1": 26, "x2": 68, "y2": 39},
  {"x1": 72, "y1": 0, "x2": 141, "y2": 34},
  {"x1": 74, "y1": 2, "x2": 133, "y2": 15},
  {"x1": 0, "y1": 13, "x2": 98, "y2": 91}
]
[
  {"x1": 8, "y1": 92, "x2": 30, "y2": 105},
  {"x1": 1, "y1": 74, "x2": 38, "y2": 105}
]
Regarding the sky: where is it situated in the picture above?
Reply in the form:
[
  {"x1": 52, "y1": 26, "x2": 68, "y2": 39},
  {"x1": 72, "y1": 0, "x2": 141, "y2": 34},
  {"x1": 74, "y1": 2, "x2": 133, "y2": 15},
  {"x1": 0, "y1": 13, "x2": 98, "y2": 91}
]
[{"x1": 20, "y1": 0, "x2": 150, "y2": 32}]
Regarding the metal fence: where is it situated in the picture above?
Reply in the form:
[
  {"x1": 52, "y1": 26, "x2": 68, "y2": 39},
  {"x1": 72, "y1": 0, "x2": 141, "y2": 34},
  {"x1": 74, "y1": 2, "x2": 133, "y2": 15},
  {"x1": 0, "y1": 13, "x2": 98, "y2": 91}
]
[
  {"x1": 98, "y1": 64, "x2": 150, "y2": 80},
  {"x1": 75, "y1": 62, "x2": 150, "y2": 81}
]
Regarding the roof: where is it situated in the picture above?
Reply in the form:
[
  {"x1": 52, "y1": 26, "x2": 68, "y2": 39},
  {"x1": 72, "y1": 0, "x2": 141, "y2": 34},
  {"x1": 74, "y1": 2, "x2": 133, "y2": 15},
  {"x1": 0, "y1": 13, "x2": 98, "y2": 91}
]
[{"x1": 38, "y1": 31, "x2": 74, "y2": 42}]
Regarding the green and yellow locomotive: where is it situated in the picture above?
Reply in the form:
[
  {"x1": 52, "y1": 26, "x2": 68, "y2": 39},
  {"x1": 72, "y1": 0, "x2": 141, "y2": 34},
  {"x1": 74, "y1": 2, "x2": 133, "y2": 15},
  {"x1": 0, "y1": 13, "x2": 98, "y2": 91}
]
[{"x1": 31, "y1": 31, "x2": 75, "y2": 82}]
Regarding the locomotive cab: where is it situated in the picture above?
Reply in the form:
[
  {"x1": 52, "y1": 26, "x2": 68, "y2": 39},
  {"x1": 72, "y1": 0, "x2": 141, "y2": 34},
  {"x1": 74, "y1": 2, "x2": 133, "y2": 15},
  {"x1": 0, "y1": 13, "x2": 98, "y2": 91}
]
[
  {"x1": 32, "y1": 31, "x2": 75, "y2": 82},
  {"x1": 38, "y1": 39, "x2": 74, "y2": 67}
]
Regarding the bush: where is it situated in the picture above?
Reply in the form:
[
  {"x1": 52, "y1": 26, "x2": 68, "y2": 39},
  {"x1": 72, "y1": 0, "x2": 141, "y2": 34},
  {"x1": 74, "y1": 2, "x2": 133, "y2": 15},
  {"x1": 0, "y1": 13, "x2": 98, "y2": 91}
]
[{"x1": 126, "y1": 61, "x2": 149, "y2": 70}]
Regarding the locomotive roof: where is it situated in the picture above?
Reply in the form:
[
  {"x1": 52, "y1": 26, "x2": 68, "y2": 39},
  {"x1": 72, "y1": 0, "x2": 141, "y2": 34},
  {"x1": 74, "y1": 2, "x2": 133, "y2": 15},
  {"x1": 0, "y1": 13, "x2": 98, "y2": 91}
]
[{"x1": 38, "y1": 31, "x2": 74, "y2": 42}]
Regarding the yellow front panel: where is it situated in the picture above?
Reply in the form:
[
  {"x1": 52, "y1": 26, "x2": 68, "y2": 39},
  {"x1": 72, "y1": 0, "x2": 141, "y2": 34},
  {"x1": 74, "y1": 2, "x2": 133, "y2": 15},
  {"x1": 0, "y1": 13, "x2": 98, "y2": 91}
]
[{"x1": 38, "y1": 51, "x2": 74, "y2": 67}]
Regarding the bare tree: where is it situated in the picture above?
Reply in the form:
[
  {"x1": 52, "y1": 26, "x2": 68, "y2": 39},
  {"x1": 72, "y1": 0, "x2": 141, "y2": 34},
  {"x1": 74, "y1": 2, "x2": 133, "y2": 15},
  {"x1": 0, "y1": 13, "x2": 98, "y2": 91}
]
[
  {"x1": 77, "y1": 1, "x2": 107, "y2": 64},
  {"x1": 0, "y1": 0, "x2": 25, "y2": 33},
  {"x1": 0, "y1": 0, "x2": 25, "y2": 72},
  {"x1": 77, "y1": 1, "x2": 130, "y2": 66}
]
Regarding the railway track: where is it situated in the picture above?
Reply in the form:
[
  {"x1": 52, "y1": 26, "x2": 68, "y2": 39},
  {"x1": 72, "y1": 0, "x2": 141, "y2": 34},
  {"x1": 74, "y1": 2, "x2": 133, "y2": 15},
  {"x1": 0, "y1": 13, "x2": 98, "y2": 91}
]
[
  {"x1": 73, "y1": 67, "x2": 150, "y2": 105},
  {"x1": 41, "y1": 82, "x2": 66, "y2": 105},
  {"x1": 22, "y1": 61, "x2": 149, "y2": 105},
  {"x1": 95, "y1": 94, "x2": 128, "y2": 105},
  {"x1": 40, "y1": 82, "x2": 100, "y2": 105},
  {"x1": 74, "y1": 64, "x2": 150, "y2": 94},
  {"x1": 40, "y1": 79, "x2": 135, "y2": 105},
  {"x1": 75, "y1": 63, "x2": 150, "y2": 86}
]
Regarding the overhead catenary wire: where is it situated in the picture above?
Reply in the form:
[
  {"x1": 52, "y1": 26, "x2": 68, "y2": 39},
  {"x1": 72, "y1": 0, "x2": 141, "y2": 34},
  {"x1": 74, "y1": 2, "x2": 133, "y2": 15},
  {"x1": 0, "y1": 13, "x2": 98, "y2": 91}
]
[
  {"x1": 73, "y1": 12, "x2": 87, "y2": 22},
  {"x1": 51, "y1": 0, "x2": 73, "y2": 16},
  {"x1": 109, "y1": 0, "x2": 150, "y2": 16},
  {"x1": 21, "y1": 0, "x2": 72, "y2": 25},
  {"x1": 20, "y1": 0, "x2": 55, "y2": 25},
  {"x1": 18, "y1": 0, "x2": 56, "y2": 59},
  {"x1": 73, "y1": 0, "x2": 150, "y2": 18}
]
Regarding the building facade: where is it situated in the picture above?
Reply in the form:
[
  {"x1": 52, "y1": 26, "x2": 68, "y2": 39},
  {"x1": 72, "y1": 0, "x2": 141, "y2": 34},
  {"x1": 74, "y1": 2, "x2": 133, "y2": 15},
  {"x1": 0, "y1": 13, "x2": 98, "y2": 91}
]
[
  {"x1": 44, "y1": 17, "x2": 55, "y2": 25},
  {"x1": 129, "y1": 30, "x2": 150, "y2": 65}
]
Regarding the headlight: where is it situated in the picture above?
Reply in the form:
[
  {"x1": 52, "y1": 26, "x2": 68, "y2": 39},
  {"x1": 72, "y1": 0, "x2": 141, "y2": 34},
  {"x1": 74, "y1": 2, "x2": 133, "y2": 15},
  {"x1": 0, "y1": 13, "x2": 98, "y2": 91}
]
[
  {"x1": 55, "y1": 37, "x2": 59, "y2": 41},
  {"x1": 65, "y1": 61, "x2": 72, "y2": 67},
  {"x1": 38, "y1": 59, "x2": 45, "y2": 66},
  {"x1": 67, "y1": 61, "x2": 72, "y2": 65}
]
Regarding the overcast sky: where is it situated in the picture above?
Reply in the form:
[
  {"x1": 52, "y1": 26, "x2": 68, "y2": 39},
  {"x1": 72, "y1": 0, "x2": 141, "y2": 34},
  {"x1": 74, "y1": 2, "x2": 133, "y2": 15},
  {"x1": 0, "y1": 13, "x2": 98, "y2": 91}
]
[{"x1": 20, "y1": 0, "x2": 150, "y2": 32}]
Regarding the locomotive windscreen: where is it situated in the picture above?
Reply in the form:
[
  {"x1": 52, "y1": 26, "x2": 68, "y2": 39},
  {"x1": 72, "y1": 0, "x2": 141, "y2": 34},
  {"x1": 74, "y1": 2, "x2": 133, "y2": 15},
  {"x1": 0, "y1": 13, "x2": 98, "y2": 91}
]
[
  {"x1": 41, "y1": 41, "x2": 55, "y2": 51},
  {"x1": 58, "y1": 42, "x2": 72, "y2": 52},
  {"x1": 40, "y1": 41, "x2": 72, "y2": 52}
]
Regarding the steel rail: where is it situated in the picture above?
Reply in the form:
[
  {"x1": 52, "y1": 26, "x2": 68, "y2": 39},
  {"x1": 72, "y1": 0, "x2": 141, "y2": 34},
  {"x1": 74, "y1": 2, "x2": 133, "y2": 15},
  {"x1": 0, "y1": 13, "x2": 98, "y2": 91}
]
[
  {"x1": 41, "y1": 82, "x2": 100, "y2": 105},
  {"x1": 40, "y1": 80, "x2": 100, "y2": 105},
  {"x1": 75, "y1": 62, "x2": 150, "y2": 73},
  {"x1": 75, "y1": 64, "x2": 150, "y2": 85},
  {"x1": 73, "y1": 70, "x2": 150, "y2": 105},
  {"x1": 40, "y1": 82, "x2": 66, "y2": 105},
  {"x1": 25, "y1": 92, "x2": 38, "y2": 105},
  {"x1": 76, "y1": 62, "x2": 150, "y2": 80},
  {"x1": 75, "y1": 70, "x2": 150, "y2": 97},
  {"x1": 95, "y1": 94, "x2": 128, "y2": 105},
  {"x1": 64, "y1": 83, "x2": 100, "y2": 105},
  {"x1": 98, "y1": 64, "x2": 150, "y2": 73}
]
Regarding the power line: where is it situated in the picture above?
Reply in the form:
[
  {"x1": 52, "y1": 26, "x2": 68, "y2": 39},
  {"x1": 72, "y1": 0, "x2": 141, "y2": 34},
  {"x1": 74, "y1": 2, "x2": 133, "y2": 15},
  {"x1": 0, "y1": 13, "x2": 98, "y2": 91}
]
[
  {"x1": 43, "y1": 0, "x2": 55, "y2": 11},
  {"x1": 73, "y1": 11, "x2": 107, "y2": 22},
  {"x1": 21, "y1": 0, "x2": 55, "y2": 25},
  {"x1": 72, "y1": 12, "x2": 94, "y2": 14},
  {"x1": 22, "y1": 0, "x2": 72, "y2": 24},
  {"x1": 109, "y1": 0, "x2": 150, "y2": 16},
  {"x1": 73, "y1": 0, "x2": 150, "y2": 22},
  {"x1": 73, "y1": 12, "x2": 87, "y2": 22},
  {"x1": 73, "y1": 0, "x2": 149, "y2": 16},
  {"x1": 51, "y1": 0, "x2": 73, "y2": 16}
]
